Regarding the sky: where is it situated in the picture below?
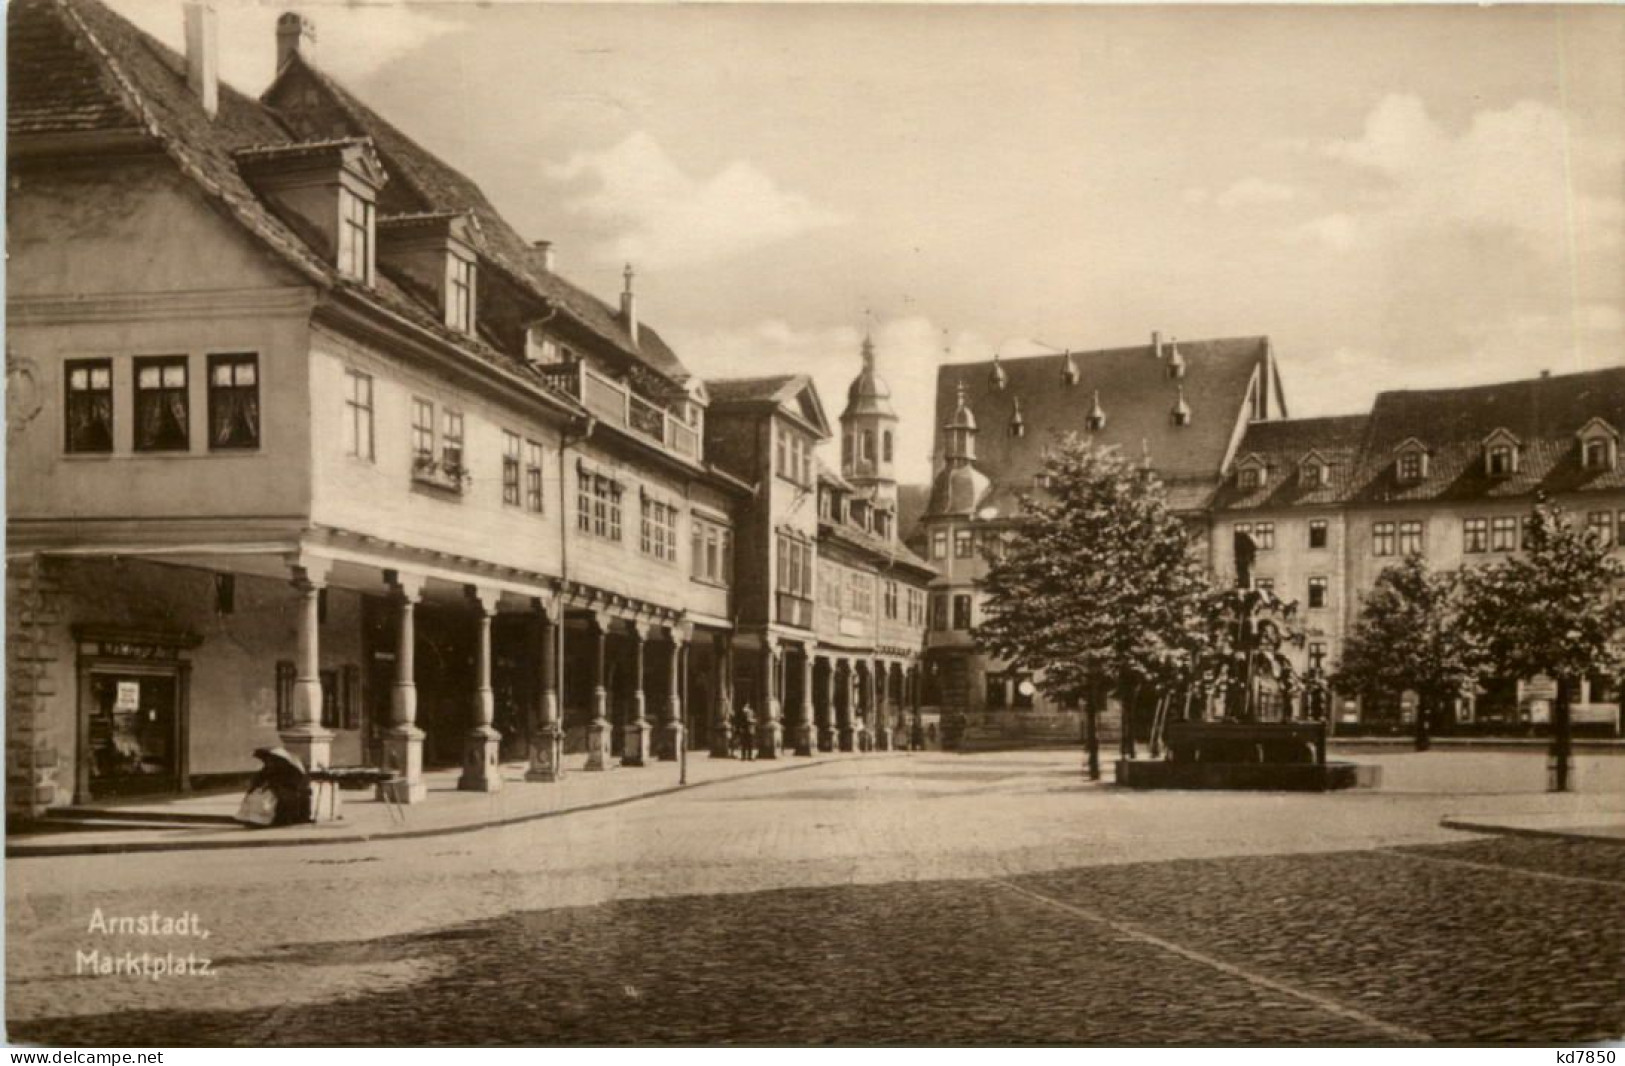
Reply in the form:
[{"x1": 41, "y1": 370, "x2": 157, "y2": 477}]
[{"x1": 110, "y1": 1, "x2": 1625, "y2": 484}]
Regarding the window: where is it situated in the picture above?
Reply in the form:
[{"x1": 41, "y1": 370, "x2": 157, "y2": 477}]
[
  {"x1": 578, "y1": 471, "x2": 623, "y2": 541},
  {"x1": 447, "y1": 255, "x2": 475, "y2": 333},
  {"x1": 931, "y1": 594, "x2": 949, "y2": 632},
  {"x1": 1308, "y1": 519, "x2": 1328, "y2": 549},
  {"x1": 883, "y1": 431, "x2": 893, "y2": 463},
  {"x1": 907, "y1": 588, "x2": 925, "y2": 626},
  {"x1": 1398, "y1": 520, "x2": 1424, "y2": 556},
  {"x1": 932, "y1": 530, "x2": 948, "y2": 560},
  {"x1": 642, "y1": 496, "x2": 678, "y2": 561},
  {"x1": 884, "y1": 580, "x2": 899, "y2": 620},
  {"x1": 862, "y1": 431, "x2": 874, "y2": 462},
  {"x1": 1586, "y1": 511, "x2": 1615, "y2": 549},
  {"x1": 64, "y1": 358, "x2": 113, "y2": 453},
  {"x1": 1583, "y1": 438, "x2": 1613, "y2": 471},
  {"x1": 502, "y1": 431, "x2": 522, "y2": 506},
  {"x1": 1486, "y1": 445, "x2": 1513, "y2": 476},
  {"x1": 1254, "y1": 577, "x2": 1275, "y2": 593},
  {"x1": 412, "y1": 399, "x2": 435, "y2": 464},
  {"x1": 692, "y1": 517, "x2": 732, "y2": 585},
  {"x1": 1307, "y1": 576, "x2": 1328, "y2": 609},
  {"x1": 337, "y1": 188, "x2": 373, "y2": 283},
  {"x1": 1238, "y1": 467, "x2": 1261, "y2": 490},
  {"x1": 1491, "y1": 516, "x2": 1517, "y2": 552},
  {"x1": 1253, "y1": 522, "x2": 1275, "y2": 551},
  {"x1": 1302, "y1": 462, "x2": 1326, "y2": 488},
  {"x1": 525, "y1": 441, "x2": 544, "y2": 512},
  {"x1": 1522, "y1": 515, "x2": 1535, "y2": 550},
  {"x1": 952, "y1": 594, "x2": 972, "y2": 631},
  {"x1": 133, "y1": 356, "x2": 189, "y2": 452},
  {"x1": 1463, "y1": 518, "x2": 1488, "y2": 553},
  {"x1": 801, "y1": 441, "x2": 812, "y2": 487},
  {"x1": 1308, "y1": 643, "x2": 1327, "y2": 673},
  {"x1": 845, "y1": 570, "x2": 873, "y2": 616},
  {"x1": 207, "y1": 354, "x2": 260, "y2": 450},
  {"x1": 344, "y1": 369, "x2": 374, "y2": 460},
  {"x1": 1373, "y1": 521, "x2": 1396, "y2": 557},
  {"x1": 440, "y1": 410, "x2": 465, "y2": 476},
  {"x1": 954, "y1": 529, "x2": 974, "y2": 558},
  {"x1": 1397, "y1": 451, "x2": 1423, "y2": 482},
  {"x1": 776, "y1": 428, "x2": 788, "y2": 479}
]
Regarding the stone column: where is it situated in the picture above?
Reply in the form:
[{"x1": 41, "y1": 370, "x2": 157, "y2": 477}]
[
  {"x1": 661, "y1": 627, "x2": 686, "y2": 760},
  {"x1": 857, "y1": 662, "x2": 875, "y2": 751},
  {"x1": 816, "y1": 658, "x2": 835, "y2": 752},
  {"x1": 281, "y1": 558, "x2": 334, "y2": 773},
  {"x1": 874, "y1": 660, "x2": 893, "y2": 751},
  {"x1": 526, "y1": 599, "x2": 564, "y2": 782},
  {"x1": 837, "y1": 659, "x2": 855, "y2": 752},
  {"x1": 381, "y1": 570, "x2": 427, "y2": 803},
  {"x1": 459, "y1": 585, "x2": 503, "y2": 792},
  {"x1": 711, "y1": 632, "x2": 734, "y2": 757},
  {"x1": 623, "y1": 623, "x2": 652, "y2": 766},
  {"x1": 758, "y1": 639, "x2": 783, "y2": 758},
  {"x1": 585, "y1": 612, "x2": 613, "y2": 771},
  {"x1": 795, "y1": 650, "x2": 816, "y2": 756}
]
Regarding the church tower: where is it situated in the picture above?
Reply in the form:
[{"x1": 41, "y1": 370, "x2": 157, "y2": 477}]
[{"x1": 840, "y1": 333, "x2": 900, "y2": 519}]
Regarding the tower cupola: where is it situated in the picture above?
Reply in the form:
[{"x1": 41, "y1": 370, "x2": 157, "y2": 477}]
[{"x1": 840, "y1": 332, "x2": 900, "y2": 508}]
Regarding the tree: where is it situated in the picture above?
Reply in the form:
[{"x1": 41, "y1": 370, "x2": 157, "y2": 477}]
[
  {"x1": 976, "y1": 436, "x2": 1210, "y2": 779},
  {"x1": 1334, "y1": 554, "x2": 1479, "y2": 752},
  {"x1": 1460, "y1": 498, "x2": 1625, "y2": 791}
]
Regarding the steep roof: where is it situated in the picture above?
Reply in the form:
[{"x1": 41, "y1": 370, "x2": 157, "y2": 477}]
[
  {"x1": 707, "y1": 374, "x2": 804, "y2": 406},
  {"x1": 932, "y1": 337, "x2": 1271, "y2": 517},
  {"x1": 1214, "y1": 414, "x2": 1370, "y2": 511},
  {"x1": 263, "y1": 54, "x2": 690, "y2": 386},
  {"x1": 1341, "y1": 367, "x2": 1625, "y2": 503},
  {"x1": 7, "y1": 0, "x2": 598, "y2": 417}
]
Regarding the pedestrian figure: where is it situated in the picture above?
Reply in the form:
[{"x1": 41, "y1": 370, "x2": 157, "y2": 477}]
[{"x1": 736, "y1": 704, "x2": 757, "y2": 761}]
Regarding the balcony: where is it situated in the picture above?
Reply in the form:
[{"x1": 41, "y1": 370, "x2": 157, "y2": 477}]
[
  {"x1": 776, "y1": 592, "x2": 814, "y2": 629},
  {"x1": 537, "y1": 361, "x2": 700, "y2": 462}
]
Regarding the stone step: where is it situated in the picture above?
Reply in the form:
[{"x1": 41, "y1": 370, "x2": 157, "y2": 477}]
[{"x1": 43, "y1": 806, "x2": 239, "y2": 827}]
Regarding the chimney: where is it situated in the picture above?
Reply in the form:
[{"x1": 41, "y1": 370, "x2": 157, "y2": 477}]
[
  {"x1": 534, "y1": 240, "x2": 556, "y2": 273},
  {"x1": 621, "y1": 263, "x2": 639, "y2": 347},
  {"x1": 183, "y1": 1, "x2": 218, "y2": 118},
  {"x1": 1152, "y1": 330, "x2": 1163, "y2": 359},
  {"x1": 277, "y1": 12, "x2": 316, "y2": 73}
]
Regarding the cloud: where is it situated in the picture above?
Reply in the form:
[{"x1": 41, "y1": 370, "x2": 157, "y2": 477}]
[
  {"x1": 1292, "y1": 213, "x2": 1360, "y2": 252},
  {"x1": 669, "y1": 316, "x2": 991, "y2": 484},
  {"x1": 1214, "y1": 178, "x2": 1300, "y2": 210},
  {"x1": 1321, "y1": 93, "x2": 1572, "y2": 238},
  {"x1": 550, "y1": 132, "x2": 846, "y2": 271}
]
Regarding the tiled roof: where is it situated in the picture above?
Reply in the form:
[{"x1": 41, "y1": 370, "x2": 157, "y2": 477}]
[
  {"x1": 706, "y1": 374, "x2": 806, "y2": 406},
  {"x1": 933, "y1": 337, "x2": 1270, "y2": 518},
  {"x1": 1344, "y1": 368, "x2": 1625, "y2": 504},
  {"x1": 818, "y1": 519, "x2": 935, "y2": 577},
  {"x1": 7, "y1": 0, "x2": 599, "y2": 425},
  {"x1": 264, "y1": 56, "x2": 690, "y2": 387},
  {"x1": 7, "y1": 0, "x2": 142, "y2": 136},
  {"x1": 1214, "y1": 414, "x2": 1369, "y2": 512}
]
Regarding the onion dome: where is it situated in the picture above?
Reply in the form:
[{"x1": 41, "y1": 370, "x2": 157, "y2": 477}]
[
  {"x1": 1061, "y1": 350, "x2": 1079, "y2": 386},
  {"x1": 1009, "y1": 396, "x2": 1026, "y2": 437},
  {"x1": 928, "y1": 462, "x2": 993, "y2": 517},
  {"x1": 1167, "y1": 337, "x2": 1187, "y2": 380},
  {"x1": 1086, "y1": 389, "x2": 1107, "y2": 431},
  {"x1": 989, "y1": 353, "x2": 1008, "y2": 390},
  {"x1": 1171, "y1": 385, "x2": 1192, "y2": 426},
  {"x1": 842, "y1": 333, "x2": 896, "y2": 420}
]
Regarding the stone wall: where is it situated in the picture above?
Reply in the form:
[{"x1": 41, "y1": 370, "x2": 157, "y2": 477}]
[{"x1": 7, "y1": 556, "x2": 66, "y2": 820}]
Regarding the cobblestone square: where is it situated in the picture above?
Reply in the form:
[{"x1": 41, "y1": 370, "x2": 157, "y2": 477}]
[{"x1": 6, "y1": 750, "x2": 1623, "y2": 1045}]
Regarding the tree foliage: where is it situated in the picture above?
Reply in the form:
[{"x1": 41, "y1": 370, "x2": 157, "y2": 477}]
[
  {"x1": 1459, "y1": 499, "x2": 1625, "y2": 688},
  {"x1": 1334, "y1": 554, "x2": 1479, "y2": 748},
  {"x1": 975, "y1": 436, "x2": 1211, "y2": 769}
]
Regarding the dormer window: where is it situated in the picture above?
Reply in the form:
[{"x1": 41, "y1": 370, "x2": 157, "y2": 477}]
[
  {"x1": 1300, "y1": 451, "x2": 1329, "y2": 489},
  {"x1": 447, "y1": 252, "x2": 475, "y2": 334},
  {"x1": 338, "y1": 187, "x2": 374, "y2": 283},
  {"x1": 1577, "y1": 418, "x2": 1620, "y2": 472},
  {"x1": 1394, "y1": 439, "x2": 1429, "y2": 483},
  {"x1": 1239, "y1": 467, "x2": 1262, "y2": 490},
  {"x1": 1480, "y1": 428, "x2": 1520, "y2": 478}
]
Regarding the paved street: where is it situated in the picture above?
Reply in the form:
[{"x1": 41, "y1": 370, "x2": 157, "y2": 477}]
[{"x1": 7, "y1": 750, "x2": 1624, "y2": 1045}]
